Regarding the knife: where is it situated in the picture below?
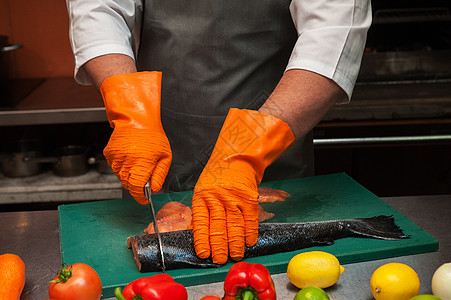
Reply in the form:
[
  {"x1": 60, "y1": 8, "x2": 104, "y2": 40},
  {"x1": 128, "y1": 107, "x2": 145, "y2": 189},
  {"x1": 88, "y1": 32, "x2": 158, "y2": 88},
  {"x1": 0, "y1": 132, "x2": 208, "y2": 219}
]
[{"x1": 144, "y1": 181, "x2": 166, "y2": 273}]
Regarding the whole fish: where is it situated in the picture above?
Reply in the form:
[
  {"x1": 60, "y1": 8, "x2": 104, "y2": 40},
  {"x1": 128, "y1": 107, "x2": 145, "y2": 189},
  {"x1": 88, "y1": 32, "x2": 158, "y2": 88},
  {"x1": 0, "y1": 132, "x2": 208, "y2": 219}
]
[{"x1": 127, "y1": 215, "x2": 409, "y2": 272}]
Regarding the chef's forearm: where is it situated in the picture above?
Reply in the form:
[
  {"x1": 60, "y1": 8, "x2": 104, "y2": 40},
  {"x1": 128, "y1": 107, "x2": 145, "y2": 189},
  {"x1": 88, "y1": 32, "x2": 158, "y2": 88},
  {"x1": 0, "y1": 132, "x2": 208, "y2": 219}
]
[
  {"x1": 82, "y1": 54, "x2": 137, "y2": 89},
  {"x1": 259, "y1": 69, "x2": 345, "y2": 139}
]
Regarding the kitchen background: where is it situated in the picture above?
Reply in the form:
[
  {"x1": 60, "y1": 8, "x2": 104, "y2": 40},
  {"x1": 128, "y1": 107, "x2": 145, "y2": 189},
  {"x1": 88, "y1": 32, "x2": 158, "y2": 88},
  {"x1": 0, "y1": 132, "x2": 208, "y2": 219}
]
[{"x1": 1, "y1": 0, "x2": 450, "y2": 211}]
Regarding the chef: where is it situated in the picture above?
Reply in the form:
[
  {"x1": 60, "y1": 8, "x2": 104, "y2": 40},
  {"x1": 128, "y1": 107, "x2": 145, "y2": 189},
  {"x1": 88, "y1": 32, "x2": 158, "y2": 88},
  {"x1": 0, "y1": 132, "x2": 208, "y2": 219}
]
[{"x1": 66, "y1": 0, "x2": 372, "y2": 264}]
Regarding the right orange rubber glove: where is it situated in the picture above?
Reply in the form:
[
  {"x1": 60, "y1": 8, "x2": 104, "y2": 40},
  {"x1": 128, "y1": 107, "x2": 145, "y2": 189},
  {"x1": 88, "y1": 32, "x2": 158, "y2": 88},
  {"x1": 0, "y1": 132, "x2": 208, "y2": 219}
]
[
  {"x1": 192, "y1": 108, "x2": 295, "y2": 264},
  {"x1": 100, "y1": 71, "x2": 172, "y2": 204}
]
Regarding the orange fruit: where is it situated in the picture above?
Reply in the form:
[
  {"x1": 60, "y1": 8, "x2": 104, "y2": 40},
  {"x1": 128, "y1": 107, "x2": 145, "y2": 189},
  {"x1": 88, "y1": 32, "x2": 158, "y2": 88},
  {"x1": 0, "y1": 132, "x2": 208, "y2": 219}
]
[{"x1": 0, "y1": 253, "x2": 26, "y2": 300}]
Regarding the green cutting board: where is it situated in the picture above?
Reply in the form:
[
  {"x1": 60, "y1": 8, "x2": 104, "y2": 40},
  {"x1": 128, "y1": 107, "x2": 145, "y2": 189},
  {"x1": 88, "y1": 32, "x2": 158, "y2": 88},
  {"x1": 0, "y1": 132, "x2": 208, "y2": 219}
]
[{"x1": 58, "y1": 173, "x2": 438, "y2": 299}]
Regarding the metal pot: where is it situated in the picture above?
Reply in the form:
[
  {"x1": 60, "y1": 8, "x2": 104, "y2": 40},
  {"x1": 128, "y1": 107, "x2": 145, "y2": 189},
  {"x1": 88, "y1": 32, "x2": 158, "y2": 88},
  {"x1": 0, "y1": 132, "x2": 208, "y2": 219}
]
[
  {"x1": 0, "y1": 139, "x2": 42, "y2": 177},
  {"x1": 53, "y1": 145, "x2": 89, "y2": 177},
  {"x1": 87, "y1": 155, "x2": 114, "y2": 174},
  {"x1": 1, "y1": 142, "x2": 91, "y2": 177},
  {"x1": 22, "y1": 145, "x2": 89, "y2": 177},
  {"x1": 1, "y1": 35, "x2": 22, "y2": 106}
]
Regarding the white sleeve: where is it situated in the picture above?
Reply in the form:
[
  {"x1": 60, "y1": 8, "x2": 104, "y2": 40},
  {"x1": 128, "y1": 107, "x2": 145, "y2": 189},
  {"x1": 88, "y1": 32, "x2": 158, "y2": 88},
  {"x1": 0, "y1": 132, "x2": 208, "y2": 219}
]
[
  {"x1": 287, "y1": 0, "x2": 372, "y2": 102},
  {"x1": 66, "y1": 0, "x2": 142, "y2": 85}
]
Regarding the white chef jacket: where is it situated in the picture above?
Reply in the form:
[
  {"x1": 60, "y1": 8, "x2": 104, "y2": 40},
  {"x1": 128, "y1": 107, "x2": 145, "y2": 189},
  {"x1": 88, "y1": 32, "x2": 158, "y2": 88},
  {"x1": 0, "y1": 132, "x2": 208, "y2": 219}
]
[{"x1": 66, "y1": 0, "x2": 372, "y2": 102}]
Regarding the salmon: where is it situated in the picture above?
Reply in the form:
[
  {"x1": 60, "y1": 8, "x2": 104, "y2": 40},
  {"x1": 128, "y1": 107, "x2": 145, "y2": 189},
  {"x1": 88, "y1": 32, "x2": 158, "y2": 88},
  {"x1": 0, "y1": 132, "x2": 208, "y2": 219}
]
[
  {"x1": 144, "y1": 187, "x2": 289, "y2": 234},
  {"x1": 155, "y1": 201, "x2": 191, "y2": 220},
  {"x1": 129, "y1": 215, "x2": 409, "y2": 272},
  {"x1": 257, "y1": 186, "x2": 290, "y2": 203},
  {"x1": 144, "y1": 213, "x2": 193, "y2": 234},
  {"x1": 258, "y1": 205, "x2": 275, "y2": 222},
  {"x1": 144, "y1": 202, "x2": 192, "y2": 234}
]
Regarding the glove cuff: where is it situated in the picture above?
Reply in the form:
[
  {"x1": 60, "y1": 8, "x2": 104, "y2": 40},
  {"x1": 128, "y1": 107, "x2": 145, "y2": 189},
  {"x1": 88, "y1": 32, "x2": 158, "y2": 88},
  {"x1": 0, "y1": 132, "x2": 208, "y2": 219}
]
[
  {"x1": 100, "y1": 71, "x2": 163, "y2": 130},
  {"x1": 213, "y1": 108, "x2": 295, "y2": 184}
]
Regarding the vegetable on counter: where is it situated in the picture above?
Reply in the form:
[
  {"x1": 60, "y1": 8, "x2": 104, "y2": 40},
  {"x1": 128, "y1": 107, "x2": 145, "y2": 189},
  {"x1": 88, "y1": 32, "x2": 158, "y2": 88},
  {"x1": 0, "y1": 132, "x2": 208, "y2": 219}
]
[
  {"x1": 114, "y1": 273, "x2": 187, "y2": 300},
  {"x1": 0, "y1": 253, "x2": 25, "y2": 300},
  {"x1": 49, "y1": 263, "x2": 102, "y2": 300},
  {"x1": 223, "y1": 261, "x2": 276, "y2": 300}
]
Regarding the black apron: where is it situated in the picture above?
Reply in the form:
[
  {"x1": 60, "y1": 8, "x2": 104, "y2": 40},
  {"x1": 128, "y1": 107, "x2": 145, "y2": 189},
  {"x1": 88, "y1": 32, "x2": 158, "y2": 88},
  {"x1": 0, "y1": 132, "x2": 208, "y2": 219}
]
[{"x1": 137, "y1": 0, "x2": 314, "y2": 193}]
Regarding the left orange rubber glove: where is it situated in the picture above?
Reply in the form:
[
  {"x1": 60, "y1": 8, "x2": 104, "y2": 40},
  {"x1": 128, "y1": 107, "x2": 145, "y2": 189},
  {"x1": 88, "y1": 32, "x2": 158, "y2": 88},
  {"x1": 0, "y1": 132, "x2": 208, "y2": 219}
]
[
  {"x1": 100, "y1": 71, "x2": 172, "y2": 204},
  {"x1": 192, "y1": 108, "x2": 295, "y2": 264}
]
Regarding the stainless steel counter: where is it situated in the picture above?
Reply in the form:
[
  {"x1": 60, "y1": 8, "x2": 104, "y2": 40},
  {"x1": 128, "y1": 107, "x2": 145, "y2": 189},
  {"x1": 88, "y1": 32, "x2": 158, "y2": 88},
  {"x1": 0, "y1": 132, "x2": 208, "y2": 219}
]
[
  {"x1": 1, "y1": 195, "x2": 450, "y2": 300},
  {"x1": 0, "y1": 170, "x2": 122, "y2": 205}
]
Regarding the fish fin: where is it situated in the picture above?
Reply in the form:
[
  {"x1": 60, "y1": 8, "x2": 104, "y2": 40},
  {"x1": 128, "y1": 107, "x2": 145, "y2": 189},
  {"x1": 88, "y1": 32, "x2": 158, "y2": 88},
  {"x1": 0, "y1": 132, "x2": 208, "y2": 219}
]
[{"x1": 349, "y1": 215, "x2": 410, "y2": 240}]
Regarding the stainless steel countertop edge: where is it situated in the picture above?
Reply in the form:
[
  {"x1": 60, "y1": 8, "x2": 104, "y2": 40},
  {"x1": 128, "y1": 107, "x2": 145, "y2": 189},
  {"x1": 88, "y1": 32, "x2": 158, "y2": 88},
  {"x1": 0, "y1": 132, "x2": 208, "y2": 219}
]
[{"x1": 1, "y1": 195, "x2": 450, "y2": 299}]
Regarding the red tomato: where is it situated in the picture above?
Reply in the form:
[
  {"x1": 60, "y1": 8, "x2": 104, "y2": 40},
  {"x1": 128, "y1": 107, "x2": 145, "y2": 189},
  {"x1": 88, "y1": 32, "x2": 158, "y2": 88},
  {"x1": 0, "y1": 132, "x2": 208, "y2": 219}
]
[
  {"x1": 200, "y1": 296, "x2": 222, "y2": 300},
  {"x1": 49, "y1": 263, "x2": 102, "y2": 300}
]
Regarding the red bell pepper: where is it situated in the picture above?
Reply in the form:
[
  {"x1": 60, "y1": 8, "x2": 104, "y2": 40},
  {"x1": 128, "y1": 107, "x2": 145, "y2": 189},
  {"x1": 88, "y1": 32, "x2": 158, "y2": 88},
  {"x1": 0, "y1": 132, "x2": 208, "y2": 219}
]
[
  {"x1": 114, "y1": 273, "x2": 187, "y2": 300},
  {"x1": 223, "y1": 262, "x2": 276, "y2": 300}
]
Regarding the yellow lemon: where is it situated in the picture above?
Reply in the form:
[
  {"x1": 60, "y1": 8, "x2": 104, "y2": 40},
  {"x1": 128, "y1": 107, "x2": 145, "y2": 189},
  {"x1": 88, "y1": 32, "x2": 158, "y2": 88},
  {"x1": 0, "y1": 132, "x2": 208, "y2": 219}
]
[
  {"x1": 287, "y1": 251, "x2": 345, "y2": 289},
  {"x1": 432, "y1": 262, "x2": 451, "y2": 299},
  {"x1": 370, "y1": 262, "x2": 420, "y2": 300}
]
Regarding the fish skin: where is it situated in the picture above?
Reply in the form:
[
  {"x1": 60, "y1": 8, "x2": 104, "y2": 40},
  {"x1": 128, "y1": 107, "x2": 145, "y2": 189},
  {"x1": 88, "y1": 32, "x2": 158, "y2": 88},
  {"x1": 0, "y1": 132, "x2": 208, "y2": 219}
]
[{"x1": 127, "y1": 215, "x2": 409, "y2": 272}]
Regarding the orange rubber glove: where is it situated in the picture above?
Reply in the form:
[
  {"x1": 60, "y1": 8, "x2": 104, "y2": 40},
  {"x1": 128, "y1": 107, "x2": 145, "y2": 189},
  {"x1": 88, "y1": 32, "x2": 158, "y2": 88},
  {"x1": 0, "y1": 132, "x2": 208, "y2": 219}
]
[
  {"x1": 100, "y1": 71, "x2": 172, "y2": 204},
  {"x1": 192, "y1": 108, "x2": 295, "y2": 264}
]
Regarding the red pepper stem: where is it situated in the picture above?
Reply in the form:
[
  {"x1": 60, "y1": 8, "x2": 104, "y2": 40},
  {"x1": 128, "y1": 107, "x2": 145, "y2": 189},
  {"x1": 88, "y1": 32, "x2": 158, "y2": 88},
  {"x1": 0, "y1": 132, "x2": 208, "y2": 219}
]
[
  {"x1": 114, "y1": 287, "x2": 128, "y2": 300},
  {"x1": 236, "y1": 287, "x2": 258, "y2": 300},
  {"x1": 242, "y1": 290, "x2": 257, "y2": 300},
  {"x1": 114, "y1": 287, "x2": 144, "y2": 300}
]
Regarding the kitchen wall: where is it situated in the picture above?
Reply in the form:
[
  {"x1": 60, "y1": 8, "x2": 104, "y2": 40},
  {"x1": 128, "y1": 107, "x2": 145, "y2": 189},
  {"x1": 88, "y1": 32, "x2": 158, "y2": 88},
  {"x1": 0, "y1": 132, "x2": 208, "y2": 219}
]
[{"x1": 0, "y1": 0, "x2": 74, "y2": 78}]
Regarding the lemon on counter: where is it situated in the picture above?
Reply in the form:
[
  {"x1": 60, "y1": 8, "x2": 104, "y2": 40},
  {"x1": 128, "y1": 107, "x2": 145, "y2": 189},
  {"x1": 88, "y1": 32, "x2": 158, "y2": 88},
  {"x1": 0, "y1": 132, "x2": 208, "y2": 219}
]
[
  {"x1": 432, "y1": 262, "x2": 451, "y2": 299},
  {"x1": 287, "y1": 251, "x2": 345, "y2": 289},
  {"x1": 370, "y1": 262, "x2": 420, "y2": 300},
  {"x1": 294, "y1": 287, "x2": 330, "y2": 300}
]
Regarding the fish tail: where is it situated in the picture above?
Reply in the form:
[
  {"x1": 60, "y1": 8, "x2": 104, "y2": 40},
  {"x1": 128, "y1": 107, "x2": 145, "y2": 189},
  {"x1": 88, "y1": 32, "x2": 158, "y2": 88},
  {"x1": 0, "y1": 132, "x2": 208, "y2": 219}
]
[{"x1": 347, "y1": 215, "x2": 410, "y2": 240}]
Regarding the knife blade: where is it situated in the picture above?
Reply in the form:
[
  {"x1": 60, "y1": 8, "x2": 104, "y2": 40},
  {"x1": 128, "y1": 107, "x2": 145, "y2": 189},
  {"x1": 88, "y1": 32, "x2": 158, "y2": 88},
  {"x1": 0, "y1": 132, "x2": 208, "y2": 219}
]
[{"x1": 144, "y1": 181, "x2": 166, "y2": 273}]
